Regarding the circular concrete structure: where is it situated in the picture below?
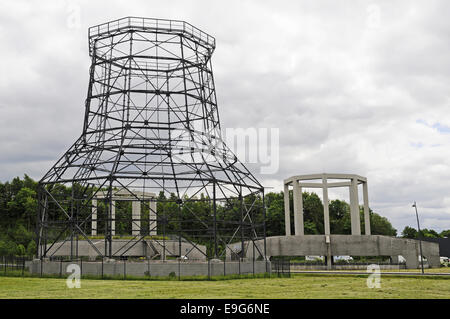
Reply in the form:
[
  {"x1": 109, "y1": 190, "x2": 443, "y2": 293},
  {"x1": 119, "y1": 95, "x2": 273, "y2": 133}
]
[{"x1": 284, "y1": 173, "x2": 371, "y2": 236}]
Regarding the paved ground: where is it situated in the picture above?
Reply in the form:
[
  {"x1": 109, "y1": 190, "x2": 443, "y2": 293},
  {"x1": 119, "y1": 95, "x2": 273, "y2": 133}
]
[{"x1": 292, "y1": 270, "x2": 450, "y2": 276}]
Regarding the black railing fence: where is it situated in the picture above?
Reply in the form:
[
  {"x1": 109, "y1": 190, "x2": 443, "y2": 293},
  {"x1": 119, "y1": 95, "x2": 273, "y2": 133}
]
[
  {"x1": 0, "y1": 256, "x2": 274, "y2": 280},
  {"x1": 0, "y1": 256, "x2": 30, "y2": 276},
  {"x1": 272, "y1": 259, "x2": 291, "y2": 277}
]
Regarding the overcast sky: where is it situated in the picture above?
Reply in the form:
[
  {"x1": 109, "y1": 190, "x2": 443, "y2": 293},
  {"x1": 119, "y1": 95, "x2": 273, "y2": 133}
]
[{"x1": 0, "y1": 0, "x2": 449, "y2": 233}]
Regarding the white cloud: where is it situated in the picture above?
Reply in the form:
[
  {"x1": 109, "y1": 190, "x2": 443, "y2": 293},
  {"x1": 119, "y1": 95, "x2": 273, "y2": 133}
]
[{"x1": 0, "y1": 0, "x2": 449, "y2": 232}]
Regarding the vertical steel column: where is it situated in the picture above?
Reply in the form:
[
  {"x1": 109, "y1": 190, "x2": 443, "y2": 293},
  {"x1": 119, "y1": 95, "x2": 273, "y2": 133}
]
[
  {"x1": 213, "y1": 180, "x2": 218, "y2": 258},
  {"x1": 262, "y1": 188, "x2": 268, "y2": 272},
  {"x1": 70, "y1": 187, "x2": 74, "y2": 260},
  {"x1": 240, "y1": 187, "x2": 244, "y2": 260},
  {"x1": 107, "y1": 181, "x2": 113, "y2": 258},
  {"x1": 36, "y1": 188, "x2": 43, "y2": 258}
]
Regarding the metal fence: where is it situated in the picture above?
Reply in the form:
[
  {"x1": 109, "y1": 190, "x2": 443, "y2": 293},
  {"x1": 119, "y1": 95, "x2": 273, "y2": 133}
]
[
  {"x1": 272, "y1": 259, "x2": 291, "y2": 277},
  {"x1": 1, "y1": 256, "x2": 273, "y2": 280},
  {"x1": 0, "y1": 255, "x2": 309, "y2": 280},
  {"x1": 0, "y1": 256, "x2": 29, "y2": 276}
]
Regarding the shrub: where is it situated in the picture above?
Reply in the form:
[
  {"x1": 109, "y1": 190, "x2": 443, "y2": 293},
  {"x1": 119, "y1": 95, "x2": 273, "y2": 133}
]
[
  {"x1": 27, "y1": 240, "x2": 36, "y2": 257},
  {"x1": 16, "y1": 244, "x2": 26, "y2": 256},
  {"x1": 0, "y1": 240, "x2": 7, "y2": 256},
  {"x1": 0, "y1": 240, "x2": 18, "y2": 256}
]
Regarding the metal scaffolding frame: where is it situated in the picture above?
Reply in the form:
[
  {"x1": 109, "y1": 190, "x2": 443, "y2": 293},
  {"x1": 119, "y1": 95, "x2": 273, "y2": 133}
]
[{"x1": 36, "y1": 17, "x2": 266, "y2": 262}]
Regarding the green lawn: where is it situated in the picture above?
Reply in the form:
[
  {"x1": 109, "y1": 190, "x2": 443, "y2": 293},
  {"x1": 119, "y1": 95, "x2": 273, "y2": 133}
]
[{"x1": 0, "y1": 274, "x2": 449, "y2": 299}]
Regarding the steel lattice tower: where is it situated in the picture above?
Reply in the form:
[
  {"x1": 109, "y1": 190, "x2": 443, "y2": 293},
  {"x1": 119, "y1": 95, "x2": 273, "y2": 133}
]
[{"x1": 37, "y1": 17, "x2": 266, "y2": 261}]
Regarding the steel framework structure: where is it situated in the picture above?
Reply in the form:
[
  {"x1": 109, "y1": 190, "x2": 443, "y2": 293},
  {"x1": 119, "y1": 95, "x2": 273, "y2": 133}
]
[{"x1": 36, "y1": 17, "x2": 266, "y2": 261}]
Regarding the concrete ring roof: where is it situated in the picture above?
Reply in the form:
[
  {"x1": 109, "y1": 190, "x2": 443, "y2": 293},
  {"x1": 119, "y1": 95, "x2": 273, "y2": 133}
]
[{"x1": 284, "y1": 173, "x2": 367, "y2": 185}]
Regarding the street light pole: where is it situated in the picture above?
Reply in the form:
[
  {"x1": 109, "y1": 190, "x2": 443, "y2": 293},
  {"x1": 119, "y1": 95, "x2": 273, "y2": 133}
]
[{"x1": 412, "y1": 201, "x2": 425, "y2": 274}]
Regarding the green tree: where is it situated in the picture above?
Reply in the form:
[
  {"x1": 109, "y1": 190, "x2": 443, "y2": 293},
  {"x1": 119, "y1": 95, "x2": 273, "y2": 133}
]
[
  {"x1": 369, "y1": 212, "x2": 397, "y2": 236},
  {"x1": 302, "y1": 192, "x2": 323, "y2": 234},
  {"x1": 9, "y1": 187, "x2": 37, "y2": 231},
  {"x1": 401, "y1": 226, "x2": 418, "y2": 238},
  {"x1": 440, "y1": 229, "x2": 450, "y2": 238},
  {"x1": 265, "y1": 192, "x2": 285, "y2": 236},
  {"x1": 27, "y1": 240, "x2": 37, "y2": 257},
  {"x1": 401, "y1": 226, "x2": 442, "y2": 239},
  {"x1": 280, "y1": 190, "x2": 397, "y2": 236},
  {"x1": 420, "y1": 228, "x2": 441, "y2": 238},
  {"x1": 16, "y1": 244, "x2": 26, "y2": 256},
  {"x1": 329, "y1": 199, "x2": 350, "y2": 234},
  {"x1": 9, "y1": 224, "x2": 33, "y2": 247},
  {"x1": 0, "y1": 240, "x2": 18, "y2": 256},
  {"x1": 0, "y1": 240, "x2": 8, "y2": 256}
]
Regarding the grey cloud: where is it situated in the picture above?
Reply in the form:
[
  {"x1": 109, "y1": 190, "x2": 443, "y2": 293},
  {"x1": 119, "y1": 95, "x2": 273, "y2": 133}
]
[{"x1": 0, "y1": 0, "x2": 449, "y2": 233}]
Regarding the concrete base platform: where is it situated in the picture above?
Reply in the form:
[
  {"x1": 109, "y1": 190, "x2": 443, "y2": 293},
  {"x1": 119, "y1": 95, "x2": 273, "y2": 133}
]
[
  {"x1": 42, "y1": 239, "x2": 206, "y2": 260},
  {"x1": 27, "y1": 260, "x2": 270, "y2": 278},
  {"x1": 228, "y1": 235, "x2": 441, "y2": 269}
]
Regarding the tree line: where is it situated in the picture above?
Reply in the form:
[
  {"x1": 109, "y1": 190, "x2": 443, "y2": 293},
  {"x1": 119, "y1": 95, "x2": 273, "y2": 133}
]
[
  {"x1": 1, "y1": 175, "x2": 447, "y2": 257},
  {"x1": 401, "y1": 226, "x2": 450, "y2": 239}
]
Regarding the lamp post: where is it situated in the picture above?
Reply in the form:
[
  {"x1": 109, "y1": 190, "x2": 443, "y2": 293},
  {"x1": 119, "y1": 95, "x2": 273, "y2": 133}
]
[{"x1": 412, "y1": 201, "x2": 425, "y2": 274}]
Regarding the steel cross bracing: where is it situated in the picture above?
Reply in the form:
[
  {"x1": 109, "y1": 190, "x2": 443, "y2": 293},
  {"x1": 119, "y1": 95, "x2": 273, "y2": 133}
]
[{"x1": 36, "y1": 17, "x2": 266, "y2": 261}]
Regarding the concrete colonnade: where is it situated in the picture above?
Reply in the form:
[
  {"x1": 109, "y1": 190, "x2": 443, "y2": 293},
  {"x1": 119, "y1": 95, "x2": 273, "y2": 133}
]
[
  {"x1": 284, "y1": 173, "x2": 371, "y2": 236},
  {"x1": 91, "y1": 189, "x2": 157, "y2": 236}
]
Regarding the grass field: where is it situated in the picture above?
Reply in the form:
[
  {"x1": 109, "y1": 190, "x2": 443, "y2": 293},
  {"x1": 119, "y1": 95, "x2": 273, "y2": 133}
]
[{"x1": 0, "y1": 273, "x2": 449, "y2": 299}]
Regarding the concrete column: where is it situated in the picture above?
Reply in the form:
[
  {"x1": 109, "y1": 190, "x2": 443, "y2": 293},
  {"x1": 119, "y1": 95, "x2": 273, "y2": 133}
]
[
  {"x1": 322, "y1": 176, "x2": 330, "y2": 235},
  {"x1": 405, "y1": 253, "x2": 419, "y2": 269},
  {"x1": 293, "y1": 181, "x2": 304, "y2": 235},
  {"x1": 326, "y1": 235, "x2": 332, "y2": 270},
  {"x1": 149, "y1": 199, "x2": 157, "y2": 236},
  {"x1": 111, "y1": 201, "x2": 116, "y2": 236},
  {"x1": 427, "y1": 255, "x2": 441, "y2": 268},
  {"x1": 390, "y1": 255, "x2": 399, "y2": 264},
  {"x1": 322, "y1": 175, "x2": 333, "y2": 270},
  {"x1": 132, "y1": 201, "x2": 141, "y2": 236},
  {"x1": 349, "y1": 178, "x2": 361, "y2": 235},
  {"x1": 91, "y1": 199, "x2": 97, "y2": 236},
  {"x1": 284, "y1": 184, "x2": 291, "y2": 236},
  {"x1": 362, "y1": 182, "x2": 371, "y2": 235}
]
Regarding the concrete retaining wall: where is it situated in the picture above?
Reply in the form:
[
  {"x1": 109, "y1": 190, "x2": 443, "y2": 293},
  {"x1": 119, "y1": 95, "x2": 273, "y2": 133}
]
[
  {"x1": 231, "y1": 235, "x2": 441, "y2": 269},
  {"x1": 27, "y1": 260, "x2": 270, "y2": 278},
  {"x1": 43, "y1": 239, "x2": 206, "y2": 260}
]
